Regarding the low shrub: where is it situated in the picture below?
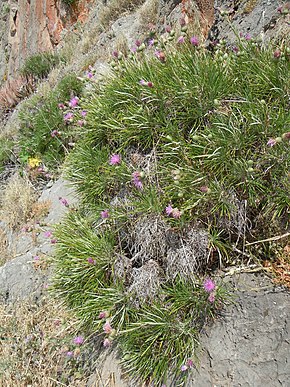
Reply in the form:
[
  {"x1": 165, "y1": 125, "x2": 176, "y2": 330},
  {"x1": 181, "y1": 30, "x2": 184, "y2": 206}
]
[{"x1": 21, "y1": 52, "x2": 61, "y2": 79}]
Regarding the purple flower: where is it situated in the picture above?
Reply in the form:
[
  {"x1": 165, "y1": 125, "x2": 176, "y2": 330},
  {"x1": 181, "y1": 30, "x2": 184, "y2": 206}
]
[
  {"x1": 245, "y1": 33, "x2": 251, "y2": 41},
  {"x1": 69, "y1": 96, "x2": 79, "y2": 108},
  {"x1": 148, "y1": 38, "x2": 155, "y2": 47},
  {"x1": 208, "y1": 293, "x2": 215, "y2": 303},
  {"x1": 58, "y1": 103, "x2": 65, "y2": 109},
  {"x1": 59, "y1": 197, "x2": 69, "y2": 207},
  {"x1": 87, "y1": 71, "x2": 93, "y2": 79},
  {"x1": 66, "y1": 351, "x2": 74, "y2": 357},
  {"x1": 203, "y1": 278, "x2": 216, "y2": 293},
  {"x1": 109, "y1": 154, "x2": 121, "y2": 165},
  {"x1": 33, "y1": 255, "x2": 40, "y2": 261},
  {"x1": 200, "y1": 185, "x2": 209, "y2": 193},
  {"x1": 51, "y1": 129, "x2": 59, "y2": 137},
  {"x1": 267, "y1": 138, "x2": 277, "y2": 147},
  {"x1": 190, "y1": 36, "x2": 199, "y2": 46},
  {"x1": 172, "y1": 208, "x2": 181, "y2": 219},
  {"x1": 44, "y1": 230, "x2": 52, "y2": 238},
  {"x1": 132, "y1": 171, "x2": 143, "y2": 190},
  {"x1": 103, "y1": 338, "x2": 111, "y2": 348},
  {"x1": 100, "y1": 209, "x2": 110, "y2": 219},
  {"x1": 187, "y1": 359, "x2": 194, "y2": 368},
  {"x1": 112, "y1": 50, "x2": 119, "y2": 58},
  {"x1": 177, "y1": 36, "x2": 185, "y2": 44},
  {"x1": 73, "y1": 336, "x2": 84, "y2": 345},
  {"x1": 81, "y1": 110, "x2": 87, "y2": 117},
  {"x1": 50, "y1": 238, "x2": 57, "y2": 244},
  {"x1": 165, "y1": 205, "x2": 173, "y2": 216},
  {"x1": 64, "y1": 112, "x2": 74, "y2": 122},
  {"x1": 181, "y1": 364, "x2": 188, "y2": 372},
  {"x1": 87, "y1": 257, "x2": 96, "y2": 265}
]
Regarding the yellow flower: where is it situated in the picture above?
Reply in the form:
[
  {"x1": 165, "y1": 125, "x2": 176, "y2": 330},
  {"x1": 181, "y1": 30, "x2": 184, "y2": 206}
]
[{"x1": 28, "y1": 157, "x2": 42, "y2": 168}]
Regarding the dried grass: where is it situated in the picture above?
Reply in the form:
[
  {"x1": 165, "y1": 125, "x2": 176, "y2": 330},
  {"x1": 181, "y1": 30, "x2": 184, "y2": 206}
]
[
  {"x1": 0, "y1": 297, "x2": 89, "y2": 386},
  {"x1": 0, "y1": 173, "x2": 36, "y2": 230},
  {"x1": 99, "y1": 0, "x2": 145, "y2": 29},
  {"x1": 0, "y1": 227, "x2": 12, "y2": 266}
]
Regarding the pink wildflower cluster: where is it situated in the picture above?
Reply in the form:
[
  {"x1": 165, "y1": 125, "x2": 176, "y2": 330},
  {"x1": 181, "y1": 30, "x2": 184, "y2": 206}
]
[
  {"x1": 132, "y1": 171, "x2": 143, "y2": 190},
  {"x1": 165, "y1": 205, "x2": 181, "y2": 219},
  {"x1": 102, "y1": 320, "x2": 116, "y2": 348},
  {"x1": 203, "y1": 278, "x2": 216, "y2": 303},
  {"x1": 180, "y1": 359, "x2": 194, "y2": 372}
]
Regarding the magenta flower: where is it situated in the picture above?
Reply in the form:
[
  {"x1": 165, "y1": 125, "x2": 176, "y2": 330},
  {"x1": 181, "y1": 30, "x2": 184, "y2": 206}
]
[
  {"x1": 87, "y1": 71, "x2": 93, "y2": 79},
  {"x1": 109, "y1": 154, "x2": 121, "y2": 165},
  {"x1": 69, "y1": 96, "x2": 79, "y2": 108},
  {"x1": 103, "y1": 321, "x2": 112, "y2": 334},
  {"x1": 181, "y1": 364, "x2": 188, "y2": 372},
  {"x1": 87, "y1": 257, "x2": 96, "y2": 265},
  {"x1": 203, "y1": 278, "x2": 216, "y2": 293},
  {"x1": 64, "y1": 112, "x2": 74, "y2": 122},
  {"x1": 100, "y1": 209, "x2": 110, "y2": 219},
  {"x1": 44, "y1": 230, "x2": 52, "y2": 238},
  {"x1": 81, "y1": 110, "x2": 87, "y2": 117},
  {"x1": 73, "y1": 336, "x2": 84, "y2": 345},
  {"x1": 66, "y1": 351, "x2": 74, "y2": 357},
  {"x1": 190, "y1": 36, "x2": 199, "y2": 46},
  {"x1": 208, "y1": 293, "x2": 215, "y2": 303},
  {"x1": 267, "y1": 138, "x2": 277, "y2": 147},
  {"x1": 51, "y1": 129, "x2": 59, "y2": 137},
  {"x1": 103, "y1": 338, "x2": 111, "y2": 348},
  {"x1": 59, "y1": 197, "x2": 69, "y2": 207},
  {"x1": 99, "y1": 311, "x2": 108, "y2": 319},
  {"x1": 177, "y1": 36, "x2": 185, "y2": 44}
]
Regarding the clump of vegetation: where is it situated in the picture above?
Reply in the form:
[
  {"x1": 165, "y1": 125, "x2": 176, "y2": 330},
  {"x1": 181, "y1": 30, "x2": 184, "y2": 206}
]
[
  {"x1": 99, "y1": 0, "x2": 146, "y2": 29},
  {"x1": 18, "y1": 73, "x2": 84, "y2": 169},
  {"x1": 0, "y1": 173, "x2": 36, "y2": 230},
  {"x1": 50, "y1": 28, "x2": 288, "y2": 385},
  {"x1": 21, "y1": 52, "x2": 61, "y2": 79}
]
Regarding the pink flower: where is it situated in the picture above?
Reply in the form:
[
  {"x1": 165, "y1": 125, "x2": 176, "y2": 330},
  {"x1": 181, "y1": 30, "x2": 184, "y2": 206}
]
[
  {"x1": 132, "y1": 171, "x2": 143, "y2": 190},
  {"x1": 103, "y1": 338, "x2": 111, "y2": 348},
  {"x1": 148, "y1": 38, "x2": 155, "y2": 47},
  {"x1": 77, "y1": 120, "x2": 85, "y2": 126},
  {"x1": 69, "y1": 96, "x2": 79, "y2": 108},
  {"x1": 190, "y1": 36, "x2": 199, "y2": 46},
  {"x1": 165, "y1": 25, "x2": 172, "y2": 33},
  {"x1": 187, "y1": 359, "x2": 194, "y2": 368},
  {"x1": 139, "y1": 80, "x2": 154, "y2": 88},
  {"x1": 50, "y1": 238, "x2": 57, "y2": 244},
  {"x1": 44, "y1": 230, "x2": 52, "y2": 238},
  {"x1": 81, "y1": 110, "x2": 87, "y2": 117},
  {"x1": 66, "y1": 351, "x2": 74, "y2": 357},
  {"x1": 109, "y1": 154, "x2": 121, "y2": 165},
  {"x1": 177, "y1": 36, "x2": 185, "y2": 44},
  {"x1": 87, "y1": 257, "x2": 96, "y2": 265},
  {"x1": 103, "y1": 321, "x2": 112, "y2": 334},
  {"x1": 274, "y1": 49, "x2": 281, "y2": 58},
  {"x1": 64, "y1": 112, "x2": 74, "y2": 122},
  {"x1": 172, "y1": 208, "x2": 181, "y2": 219},
  {"x1": 87, "y1": 71, "x2": 93, "y2": 79},
  {"x1": 267, "y1": 138, "x2": 277, "y2": 147},
  {"x1": 112, "y1": 50, "x2": 119, "y2": 58},
  {"x1": 208, "y1": 293, "x2": 215, "y2": 303},
  {"x1": 59, "y1": 197, "x2": 69, "y2": 207},
  {"x1": 99, "y1": 311, "x2": 108, "y2": 319},
  {"x1": 181, "y1": 364, "x2": 188, "y2": 372},
  {"x1": 245, "y1": 33, "x2": 251, "y2": 41},
  {"x1": 33, "y1": 255, "x2": 40, "y2": 261},
  {"x1": 51, "y1": 129, "x2": 59, "y2": 137},
  {"x1": 58, "y1": 103, "x2": 65, "y2": 109},
  {"x1": 155, "y1": 50, "x2": 166, "y2": 62},
  {"x1": 101, "y1": 209, "x2": 110, "y2": 219},
  {"x1": 73, "y1": 336, "x2": 84, "y2": 345},
  {"x1": 200, "y1": 185, "x2": 209, "y2": 193},
  {"x1": 179, "y1": 18, "x2": 186, "y2": 27},
  {"x1": 203, "y1": 278, "x2": 216, "y2": 293},
  {"x1": 135, "y1": 39, "x2": 141, "y2": 47},
  {"x1": 130, "y1": 46, "x2": 137, "y2": 53}
]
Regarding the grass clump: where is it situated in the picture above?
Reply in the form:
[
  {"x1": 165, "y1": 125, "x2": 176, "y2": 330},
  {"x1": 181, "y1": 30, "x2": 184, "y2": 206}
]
[
  {"x1": 99, "y1": 0, "x2": 146, "y2": 29},
  {"x1": 18, "y1": 73, "x2": 84, "y2": 169},
  {"x1": 21, "y1": 52, "x2": 61, "y2": 79},
  {"x1": 52, "y1": 31, "x2": 290, "y2": 385}
]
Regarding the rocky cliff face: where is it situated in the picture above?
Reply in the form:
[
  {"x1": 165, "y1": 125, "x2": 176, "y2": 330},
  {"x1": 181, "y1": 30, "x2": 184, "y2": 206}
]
[{"x1": 0, "y1": 0, "x2": 91, "y2": 82}]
